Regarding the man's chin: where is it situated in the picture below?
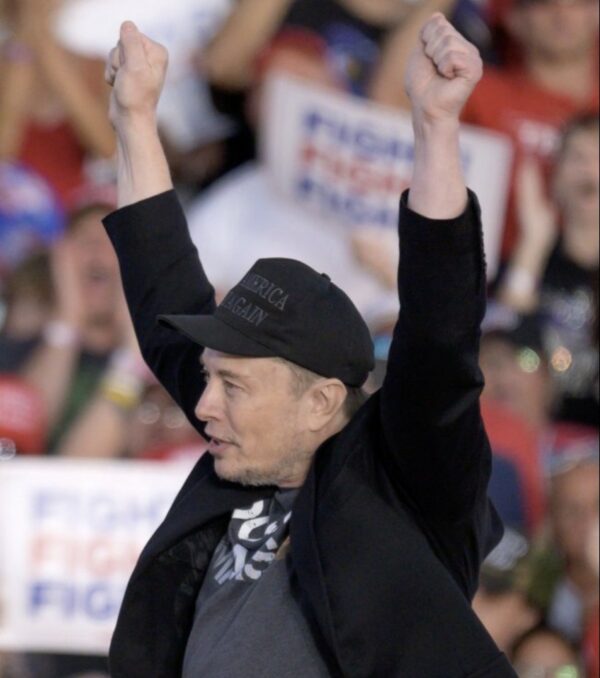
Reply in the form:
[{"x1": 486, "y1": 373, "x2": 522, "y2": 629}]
[{"x1": 213, "y1": 458, "x2": 273, "y2": 487}]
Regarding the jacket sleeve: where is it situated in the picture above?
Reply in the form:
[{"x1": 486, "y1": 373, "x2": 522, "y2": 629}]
[
  {"x1": 103, "y1": 190, "x2": 214, "y2": 433},
  {"x1": 379, "y1": 190, "x2": 501, "y2": 585}
]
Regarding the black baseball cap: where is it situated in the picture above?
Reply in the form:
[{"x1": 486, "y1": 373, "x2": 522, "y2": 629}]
[{"x1": 158, "y1": 258, "x2": 375, "y2": 387}]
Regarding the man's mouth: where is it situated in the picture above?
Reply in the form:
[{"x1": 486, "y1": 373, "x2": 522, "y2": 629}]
[{"x1": 206, "y1": 434, "x2": 236, "y2": 454}]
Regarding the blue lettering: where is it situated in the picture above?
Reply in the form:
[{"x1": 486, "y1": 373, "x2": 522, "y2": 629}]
[
  {"x1": 84, "y1": 583, "x2": 120, "y2": 620},
  {"x1": 30, "y1": 581, "x2": 76, "y2": 617},
  {"x1": 34, "y1": 492, "x2": 77, "y2": 525},
  {"x1": 295, "y1": 176, "x2": 398, "y2": 228},
  {"x1": 29, "y1": 581, "x2": 124, "y2": 620}
]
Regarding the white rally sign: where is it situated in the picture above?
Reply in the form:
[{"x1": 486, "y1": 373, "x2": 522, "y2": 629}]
[
  {"x1": 0, "y1": 458, "x2": 190, "y2": 654},
  {"x1": 262, "y1": 75, "x2": 512, "y2": 280}
]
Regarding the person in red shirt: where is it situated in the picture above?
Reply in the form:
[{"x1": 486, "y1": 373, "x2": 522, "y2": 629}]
[
  {"x1": 0, "y1": 0, "x2": 115, "y2": 209},
  {"x1": 462, "y1": 0, "x2": 598, "y2": 264}
]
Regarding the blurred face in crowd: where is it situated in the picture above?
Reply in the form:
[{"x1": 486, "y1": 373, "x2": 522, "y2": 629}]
[
  {"x1": 264, "y1": 46, "x2": 336, "y2": 89},
  {"x1": 550, "y1": 461, "x2": 599, "y2": 565},
  {"x1": 480, "y1": 335, "x2": 553, "y2": 430},
  {"x1": 512, "y1": 629, "x2": 581, "y2": 677},
  {"x1": 68, "y1": 206, "x2": 121, "y2": 326},
  {"x1": 3, "y1": 253, "x2": 52, "y2": 339},
  {"x1": 508, "y1": 0, "x2": 599, "y2": 63},
  {"x1": 195, "y1": 349, "x2": 347, "y2": 487},
  {"x1": 249, "y1": 44, "x2": 337, "y2": 128},
  {"x1": 472, "y1": 589, "x2": 540, "y2": 653},
  {"x1": 554, "y1": 123, "x2": 600, "y2": 230},
  {"x1": 338, "y1": 0, "x2": 409, "y2": 26}
]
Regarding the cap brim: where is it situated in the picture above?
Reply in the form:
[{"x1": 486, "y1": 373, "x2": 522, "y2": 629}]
[{"x1": 158, "y1": 314, "x2": 276, "y2": 358}]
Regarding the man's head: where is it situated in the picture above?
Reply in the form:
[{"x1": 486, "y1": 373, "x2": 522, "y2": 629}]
[
  {"x1": 160, "y1": 258, "x2": 374, "y2": 487},
  {"x1": 548, "y1": 437, "x2": 599, "y2": 567},
  {"x1": 553, "y1": 114, "x2": 600, "y2": 229},
  {"x1": 66, "y1": 203, "x2": 121, "y2": 327},
  {"x1": 511, "y1": 626, "x2": 582, "y2": 677},
  {"x1": 480, "y1": 321, "x2": 554, "y2": 430},
  {"x1": 506, "y1": 0, "x2": 598, "y2": 64}
]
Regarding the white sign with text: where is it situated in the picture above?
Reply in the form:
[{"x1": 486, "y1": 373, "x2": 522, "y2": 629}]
[
  {"x1": 262, "y1": 75, "x2": 513, "y2": 279},
  {"x1": 0, "y1": 458, "x2": 189, "y2": 654}
]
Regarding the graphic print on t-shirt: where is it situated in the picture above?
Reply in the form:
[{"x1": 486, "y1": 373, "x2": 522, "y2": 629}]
[{"x1": 211, "y1": 494, "x2": 294, "y2": 585}]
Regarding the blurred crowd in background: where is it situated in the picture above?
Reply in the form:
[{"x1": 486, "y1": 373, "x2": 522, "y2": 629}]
[{"x1": 0, "y1": 0, "x2": 597, "y2": 676}]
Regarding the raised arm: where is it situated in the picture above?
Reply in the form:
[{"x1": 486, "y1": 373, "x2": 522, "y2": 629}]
[
  {"x1": 105, "y1": 22, "x2": 173, "y2": 206},
  {"x1": 405, "y1": 13, "x2": 480, "y2": 217},
  {"x1": 0, "y1": 0, "x2": 114, "y2": 161},
  {"x1": 381, "y1": 16, "x2": 492, "y2": 528},
  {"x1": 103, "y1": 23, "x2": 214, "y2": 427}
]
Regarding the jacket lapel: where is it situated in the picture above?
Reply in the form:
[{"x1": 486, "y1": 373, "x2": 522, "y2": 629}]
[{"x1": 136, "y1": 454, "x2": 274, "y2": 572}]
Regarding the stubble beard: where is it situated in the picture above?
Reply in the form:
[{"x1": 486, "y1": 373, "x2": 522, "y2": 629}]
[{"x1": 214, "y1": 441, "x2": 314, "y2": 488}]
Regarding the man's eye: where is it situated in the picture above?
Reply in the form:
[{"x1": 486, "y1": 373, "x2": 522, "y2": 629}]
[
  {"x1": 224, "y1": 381, "x2": 239, "y2": 393},
  {"x1": 200, "y1": 368, "x2": 210, "y2": 381}
]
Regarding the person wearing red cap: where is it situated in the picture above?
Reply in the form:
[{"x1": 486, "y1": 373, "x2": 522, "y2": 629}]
[{"x1": 102, "y1": 14, "x2": 516, "y2": 677}]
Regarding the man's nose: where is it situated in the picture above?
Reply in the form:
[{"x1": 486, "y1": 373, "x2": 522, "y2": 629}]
[{"x1": 195, "y1": 382, "x2": 222, "y2": 423}]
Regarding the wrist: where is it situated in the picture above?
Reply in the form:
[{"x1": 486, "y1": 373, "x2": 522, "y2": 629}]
[
  {"x1": 504, "y1": 267, "x2": 538, "y2": 298},
  {"x1": 513, "y1": 238, "x2": 552, "y2": 271},
  {"x1": 114, "y1": 112, "x2": 159, "y2": 142},
  {"x1": 43, "y1": 320, "x2": 81, "y2": 349},
  {"x1": 412, "y1": 113, "x2": 461, "y2": 140}
]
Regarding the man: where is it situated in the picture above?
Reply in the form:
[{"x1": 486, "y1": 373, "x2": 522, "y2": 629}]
[
  {"x1": 103, "y1": 14, "x2": 517, "y2": 676},
  {"x1": 497, "y1": 114, "x2": 599, "y2": 427},
  {"x1": 462, "y1": 0, "x2": 599, "y2": 262}
]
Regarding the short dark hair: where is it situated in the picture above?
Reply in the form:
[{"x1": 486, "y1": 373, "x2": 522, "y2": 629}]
[
  {"x1": 557, "y1": 112, "x2": 599, "y2": 159},
  {"x1": 279, "y1": 358, "x2": 368, "y2": 419},
  {"x1": 66, "y1": 203, "x2": 114, "y2": 235}
]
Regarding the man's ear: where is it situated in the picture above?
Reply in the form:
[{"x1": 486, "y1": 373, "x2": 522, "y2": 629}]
[{"x1": 306, "y1": 379, "x2": 347, "y2": 432}]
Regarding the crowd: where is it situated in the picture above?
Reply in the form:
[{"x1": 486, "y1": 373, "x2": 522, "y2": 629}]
[{"x1": 0, "y1": 0, "x2": 597, "y2": 676}]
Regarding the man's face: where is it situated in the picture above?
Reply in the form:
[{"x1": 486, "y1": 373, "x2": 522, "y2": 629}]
[
  {"x1": 195, "y1": 349, "x2": 317, "y2": 487},
  {"x1": 68, "y1": 209, "x2": 121, "y2": 323},
  {"x1": 554, "y1": 127, "x2": 600, "y2": 223},
  {"x1": 480, "y1": 337, "x2": 552, "y2": 429},
  {"x1": 551, "y1": 462, "x2": 599, "y2": 564},
  {"x1": 509, "y1": 0, "x2": 598, "y2": 62},
  {"x1": 512, "y1": 631, "x2": 580, "y2": 676}
]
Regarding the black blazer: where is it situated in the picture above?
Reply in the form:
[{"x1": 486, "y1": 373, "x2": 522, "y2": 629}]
[{"x1": 104, "y1": 190, "x2": 517, "y2": 677}]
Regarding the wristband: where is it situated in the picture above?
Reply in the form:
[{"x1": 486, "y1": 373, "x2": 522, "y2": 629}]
[
  {"x1": 505, "y1": 268, "x2": 537, "y2": 297},
  {"x1": 100, "y1": 349, "x2": 148, "y2": 411},
  {"x1": 43, "y1": 321, "x2": 80, "y2": 348},
  {"x1": 100, "y1": 371, "x2": 145, "y2": 411}
]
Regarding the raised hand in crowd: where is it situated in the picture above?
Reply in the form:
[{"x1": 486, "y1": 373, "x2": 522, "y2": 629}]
[
  {"x1": 498, "y1": 157, "x2": 559, "y2": 313},
  {"x1": 56, "y1": 286, "x2": 151, "y2": 460},
  {"x1": 0, "y1": 0, "x2": 114, "y2": 202},
  {"x1": 20, "y1": 204, "x2": 123, "y2": 440},
  {"x1": 201, "y1": 0, "x2": 293, "y2": 91},
  {"x1": 369, "y1": 0, "x2": 459, "y2": 109},
  {"x1": 351, "y1": 228, "x2": 399, "y2": 291}
]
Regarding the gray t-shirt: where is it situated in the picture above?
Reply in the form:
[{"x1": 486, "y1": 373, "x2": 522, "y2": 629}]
[{"x1": 182, "y1": 492, "x2": 331, "y2": 677}]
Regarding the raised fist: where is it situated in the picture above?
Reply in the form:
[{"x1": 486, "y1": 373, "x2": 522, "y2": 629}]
[
  {"x1": 405, "y1": 14, "x2": 482, "y2": 124},
  {"x1": 105, "y1": 22, "x2": 169, "y2": 128}
]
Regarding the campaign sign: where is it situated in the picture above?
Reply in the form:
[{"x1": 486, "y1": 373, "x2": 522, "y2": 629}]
[
  {"x1": 0, "y1": 458, "x2": 189, "y2": 654},
  {"x1": 261, "y1": 75, "x2": 513, "y2": 280}
]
